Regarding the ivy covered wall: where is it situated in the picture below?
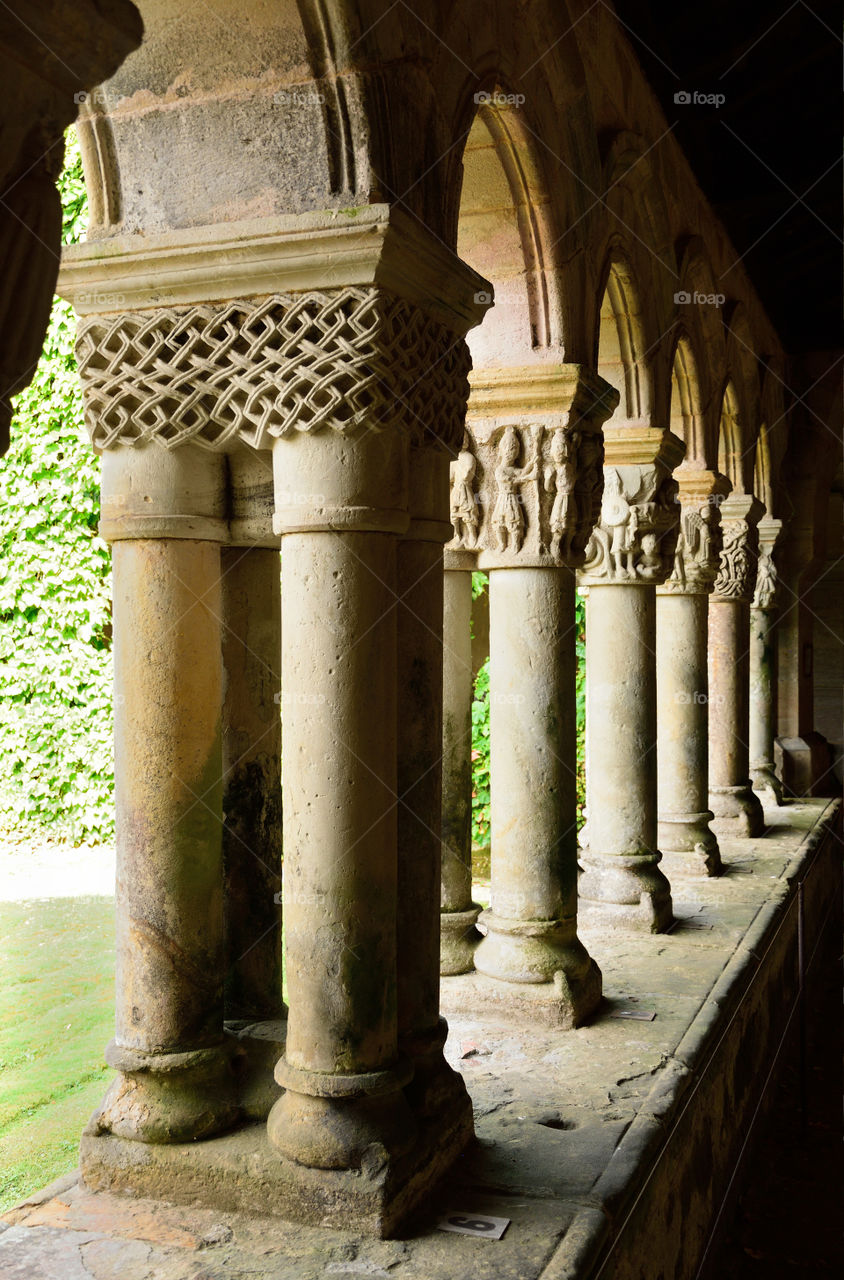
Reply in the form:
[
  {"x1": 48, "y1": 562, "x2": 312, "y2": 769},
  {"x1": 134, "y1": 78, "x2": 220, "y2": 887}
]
[{"x1": 0, "y1": 134, "x2": 114, "y2": 841}]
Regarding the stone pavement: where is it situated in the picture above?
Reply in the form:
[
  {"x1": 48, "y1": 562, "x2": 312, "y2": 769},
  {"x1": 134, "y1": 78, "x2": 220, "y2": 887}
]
[{"x1": 0, "y1": 800, "x2": 838, "y2": 1280}]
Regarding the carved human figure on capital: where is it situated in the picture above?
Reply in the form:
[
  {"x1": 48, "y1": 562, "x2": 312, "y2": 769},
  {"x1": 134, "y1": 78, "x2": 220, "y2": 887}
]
[
  {"x1": 602, "y1": 468, "x2": 636, "y2": 575},
  {"x1": 449, "y1": 435, "x2": 480, "y2": 548},
  {"x1": 669, "y1": 501, "x2": 719, "y2": 589},
  {"x1": 491, "y1": 425, "x2": 539, "y2": 553},
  {"x1": 543, "y1": 428, "x2": 580, "y2": 559},
  {"x1": 753, "y1": 549, "x2": 778, "y2": 610}
]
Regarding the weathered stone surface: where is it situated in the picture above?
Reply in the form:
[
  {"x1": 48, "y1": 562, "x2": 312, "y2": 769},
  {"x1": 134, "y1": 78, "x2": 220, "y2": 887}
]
[
  {"x1": 656, "y1": 591, "x2": 721, "y2": 876},
  {"x1": 89, "y1": 538, "x2": 238, "y2": 1145},
  {"x1": 472, "y1": 566, "x2": 601, "y2": 1025},
  {"x1": 579, "y1": 583, "x2": 673, "y2": 932}
]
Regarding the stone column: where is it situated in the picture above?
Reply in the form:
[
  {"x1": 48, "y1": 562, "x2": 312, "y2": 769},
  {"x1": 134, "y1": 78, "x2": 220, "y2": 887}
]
[
  {"x1": 708, "y1": 494, "x2": 765, "y2": 837},
  {"x1": 749, "y1": 520, "x2": 784, "y2": 805},
  {"x1": 221, "y1": 448, "x2": 283, "y2": 1026},
  {"x1": 453, "y1": 365, "x2": 617, "y2": 1023},
  {"x1": 440, "y1": 554, "x2": 482, "y2": 975},
  {"x1": 577, "y1": 426, "x2": 685, "y2": 932},
  {"x1": 655, "y1": 472, "x2": 728, "y2": 876},
  {"x1": 88, "y1": 444, "x2": 239, "y2": 1143},
  {"x1": 220, "y1": 447, "x2": 285, "y2": 1120},
  {"x1": 63, "y1": 205, "x2": 491, "y2": 1228},
  {"x1": 396, "y1": 447, "x2": 469, "y2": 1120},
  {"x1": 258, "y1": 240, "x2": 489, "y2": 1209}
]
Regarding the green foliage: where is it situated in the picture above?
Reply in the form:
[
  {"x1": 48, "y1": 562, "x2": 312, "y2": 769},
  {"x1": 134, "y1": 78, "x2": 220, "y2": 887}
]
[
  {"x1": 0, "y1": 132, "x2": 115, "y2": 841},
  {"x1": 575, "y1": 589, "x2": 587, "y2": 826},
  {"x1": 469, "y1": 584, "x2": 588, "y2": 850},
  {"x1": 470, "y1": 655, "x2": 491, "y2": 847}
]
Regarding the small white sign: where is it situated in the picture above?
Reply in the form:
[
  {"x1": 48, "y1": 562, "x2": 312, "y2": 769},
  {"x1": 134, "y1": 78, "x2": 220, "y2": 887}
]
[{"x1": 437, "y1": 1212, "x2": 510, "y2": 1240}]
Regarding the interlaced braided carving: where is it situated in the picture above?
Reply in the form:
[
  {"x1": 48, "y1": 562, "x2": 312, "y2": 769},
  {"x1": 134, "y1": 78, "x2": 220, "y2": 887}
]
[{"x1": 76, "y1": 288, "x2": 470, "y2": 454}]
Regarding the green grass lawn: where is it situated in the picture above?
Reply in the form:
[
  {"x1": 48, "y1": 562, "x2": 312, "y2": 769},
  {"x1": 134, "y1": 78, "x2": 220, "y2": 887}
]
[{"x1": 0, "y1": 895, "x2": 114, "y2": 1213}]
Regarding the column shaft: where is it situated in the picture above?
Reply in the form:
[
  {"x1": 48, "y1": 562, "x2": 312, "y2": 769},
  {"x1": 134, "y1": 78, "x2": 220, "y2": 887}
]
[
  {"x1": 95, "y1": 538, "x2": 238, "y2": 1143},
  {"x1": 440, "y1": 569, "x2": 481, "y2": 973},
  {"x1": 656, "y1": 591, "x2": 721, "y2": 874},
  {"x1": 396, "y1": 535, "x2": 465, "y2": 1113},
  {"x1": 708, "y1": 599, "x2": 764, "y2": 836},
  {"x1": 474, "y1": 567, "x2": 601, "y2": 1024},
  {"x1": 220, "y1": 546, "x2": 283, "y2": 1022},
  {"x1": 579, "y1": 583, "x2": 673, "y2": 931},
  {"x1": 268, "y1": 530, "x2": 416, "y2": 1169},
  {"x1": 749, "y1": 606, "x2": 783, "y2": 803}
]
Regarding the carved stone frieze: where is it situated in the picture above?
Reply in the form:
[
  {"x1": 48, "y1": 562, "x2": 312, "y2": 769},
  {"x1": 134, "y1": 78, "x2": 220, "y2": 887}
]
[
  {"x1": 447, "y1": 418, "x2": 606, "y2": 567},
  {"x1": 577, "y1": 463, "x2": 680, "y2": 586},
  {"x1": 76, "y1": 288, "x2": 472, "y2": 456}
]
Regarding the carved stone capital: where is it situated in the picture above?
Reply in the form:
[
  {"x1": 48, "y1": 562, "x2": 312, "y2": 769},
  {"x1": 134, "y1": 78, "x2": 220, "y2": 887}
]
[
  {"x1": 658, "y1": 469, "x2": 731, "y2": 596},
  {"x1": 711, "y1": 494, "x2": 765, "y2": 604},
  {"x1": 74, "y1": 288, "x2": 473, "y2": 456},
  {"x1": 446, "y1": 364, "x2": 618, "y2": 570},
  {"x1": 752, "y1": 517, "x2": 783, "y2": 611},
  {"x1": 59, "y1": 207, "x2": 492, "y2": 458},
  {"x1": 577, "y1": 427, "x2": 685, "y2": 587}
]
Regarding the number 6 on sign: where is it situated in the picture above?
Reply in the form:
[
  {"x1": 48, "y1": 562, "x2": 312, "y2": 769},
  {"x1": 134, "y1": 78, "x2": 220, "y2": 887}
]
[{"x1": 437, "y1": 1212, "x2": 510, "y2": 1239}]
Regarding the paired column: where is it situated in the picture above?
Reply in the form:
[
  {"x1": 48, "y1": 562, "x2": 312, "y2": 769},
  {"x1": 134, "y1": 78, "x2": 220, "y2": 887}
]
[
  {"x1": 655, "y1": 472, "x2": 727, "y2": 876},
  {"x1": 708, "y1": 495, "x2": 766, "y2": 837},
  {"x1": 749, "y1": 520, "x2": 784, "y2": 805},
  {"x1": 577, "y1": 426, "x2": 685, "y2": 932},
  {"x1": 66, "y1": 205, "x2": 491, "y2": 1227},
  {"x1": 446, "y1": 366, "x2": 616, "y2": 1024},
  {"x1": 90, "y1": 445, "x2": 239, "y2": 1143}
]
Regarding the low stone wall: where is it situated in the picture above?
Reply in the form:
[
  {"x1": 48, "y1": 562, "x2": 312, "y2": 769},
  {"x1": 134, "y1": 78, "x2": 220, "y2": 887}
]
[{"x1": 543, "y1": 797, "x2": 842, "y2": 1280}]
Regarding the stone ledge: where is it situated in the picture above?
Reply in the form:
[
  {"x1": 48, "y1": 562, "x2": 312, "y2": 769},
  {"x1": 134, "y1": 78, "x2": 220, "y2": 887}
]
[{"x1": 2, "y1": 799, "x2": 840, "y2": 1278}]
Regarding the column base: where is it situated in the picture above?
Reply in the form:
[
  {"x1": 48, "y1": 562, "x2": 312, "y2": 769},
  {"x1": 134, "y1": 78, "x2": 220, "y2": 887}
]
[
  {"x1": 400, "y1": 1017, "x2": 470, "y2": 1119},
  {"x1": 708, "y1": 784, "x2": 765, "y2": 837},
  {"x1": 86, "y1": 1041, "x2": 240, "y2": 1144},
  {"x1": 577, "y1": 855, "x2": 674, "y2": 934},
  {"x1": 440, "y1": 958, "x2": 602, "y2": 1029},
  {"x1": 80, "y1": 1076, "x2": 474, "y2": 1239},
  {"x1": 267, "y1": 1058, "x2": 418, "y2": 1170},
  {"x1": 657, "y1": 812, "x2": 722, "y2": 877},
  {"x1": 440, "y1": 904, "x2": 483, "y2": 975},
  {"x1": 225, "y1": 1018, "x2": 286, "y2": 1120},
  {"x1": 750, "y1": 761, "x2": 784, "y2": 806}
]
